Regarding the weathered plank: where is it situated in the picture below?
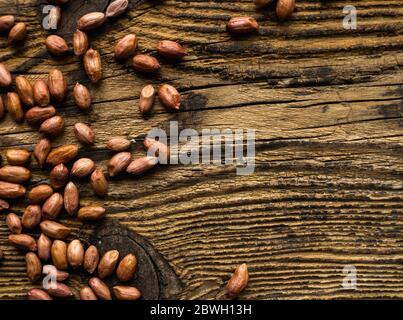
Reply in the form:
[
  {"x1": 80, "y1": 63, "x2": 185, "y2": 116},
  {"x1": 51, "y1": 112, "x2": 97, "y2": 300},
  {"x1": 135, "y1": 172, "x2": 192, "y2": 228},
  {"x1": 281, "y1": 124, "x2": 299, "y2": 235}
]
[{"x1": 0, "y1": 0, "x2": 402, "y2": 299}]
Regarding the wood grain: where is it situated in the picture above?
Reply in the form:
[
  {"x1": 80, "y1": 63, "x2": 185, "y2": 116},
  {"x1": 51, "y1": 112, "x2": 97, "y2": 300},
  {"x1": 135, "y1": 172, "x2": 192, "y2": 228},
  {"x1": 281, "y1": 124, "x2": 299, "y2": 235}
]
[{"x1": 0, "y1": 0, "x2": 402, "y2": 299}]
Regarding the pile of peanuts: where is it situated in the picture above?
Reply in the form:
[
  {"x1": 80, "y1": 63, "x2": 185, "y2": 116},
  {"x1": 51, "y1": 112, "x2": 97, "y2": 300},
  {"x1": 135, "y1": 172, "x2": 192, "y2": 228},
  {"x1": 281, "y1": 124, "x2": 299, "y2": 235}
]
[{"x1": 0, "y1": 0, "x2": 300, "y2": 299}]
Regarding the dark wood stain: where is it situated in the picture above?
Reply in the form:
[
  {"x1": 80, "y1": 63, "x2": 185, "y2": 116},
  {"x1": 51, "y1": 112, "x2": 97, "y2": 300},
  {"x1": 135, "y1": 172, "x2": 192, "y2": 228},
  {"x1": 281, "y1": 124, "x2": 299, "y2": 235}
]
[{"x1": 0, "y1": 0, "x2": 402, "y2": 300}]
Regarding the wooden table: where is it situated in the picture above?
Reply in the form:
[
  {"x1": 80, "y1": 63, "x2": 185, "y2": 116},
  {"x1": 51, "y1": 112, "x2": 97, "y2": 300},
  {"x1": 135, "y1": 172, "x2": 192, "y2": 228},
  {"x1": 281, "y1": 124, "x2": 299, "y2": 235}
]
[{"x1": 0, "y1": 0, "x2": 402, "y2": 300}]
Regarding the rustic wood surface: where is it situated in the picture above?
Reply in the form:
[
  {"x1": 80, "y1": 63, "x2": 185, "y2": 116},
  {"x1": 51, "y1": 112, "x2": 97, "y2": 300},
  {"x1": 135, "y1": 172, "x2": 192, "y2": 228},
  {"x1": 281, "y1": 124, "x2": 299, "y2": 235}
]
[{"x1": 0, "y1": 0, "x2": 402, "y2": 300}]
